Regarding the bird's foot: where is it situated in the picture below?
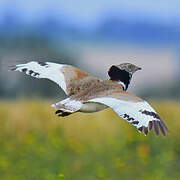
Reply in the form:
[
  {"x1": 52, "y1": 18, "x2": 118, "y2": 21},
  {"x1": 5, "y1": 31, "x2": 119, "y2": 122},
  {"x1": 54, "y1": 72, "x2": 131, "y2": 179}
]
[{"x1": 55, "y1": 110, "x2": 72, "y2": 117}]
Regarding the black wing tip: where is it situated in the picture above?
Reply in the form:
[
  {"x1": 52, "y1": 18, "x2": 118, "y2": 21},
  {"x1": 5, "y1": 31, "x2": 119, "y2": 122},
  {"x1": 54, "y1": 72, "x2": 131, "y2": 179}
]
[
  {"x1": 138, "y1": 119, "x2": 169, "y2": 136},
  {"x1": 138, "y1": 126, "x2": 149, "y2": 136},
  {"x1": 149, "y1": 119, "x2": 169, "y2": 136},
  {"x1": 38, "y1": 61, "x2": 47, "y2": 66}
]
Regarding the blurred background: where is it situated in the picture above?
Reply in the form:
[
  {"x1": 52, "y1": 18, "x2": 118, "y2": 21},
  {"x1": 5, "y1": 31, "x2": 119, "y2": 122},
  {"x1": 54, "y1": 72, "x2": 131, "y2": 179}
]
[{"x1": 0, "y1": 0, "x2": 180, "y2": 180}]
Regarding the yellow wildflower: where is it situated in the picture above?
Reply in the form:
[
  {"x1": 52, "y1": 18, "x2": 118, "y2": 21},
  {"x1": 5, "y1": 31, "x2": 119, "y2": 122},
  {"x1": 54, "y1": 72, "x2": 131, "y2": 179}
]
[{"x1": 58, "y1": 173, "x2": 64, "y2": 178}]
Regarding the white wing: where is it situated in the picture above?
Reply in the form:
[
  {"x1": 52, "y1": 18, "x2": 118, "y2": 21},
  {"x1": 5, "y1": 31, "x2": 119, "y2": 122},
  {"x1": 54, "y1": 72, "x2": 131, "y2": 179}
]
[
  {"x1": 11, "y1": 61, "x2": 67, "y2": 93},
  {"x1": 88, "y1": 97, "x2": 169, "y2": 136}
]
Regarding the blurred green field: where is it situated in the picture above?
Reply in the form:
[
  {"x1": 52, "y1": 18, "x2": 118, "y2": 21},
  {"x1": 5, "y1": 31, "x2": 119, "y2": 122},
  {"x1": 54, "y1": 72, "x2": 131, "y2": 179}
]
[{"x1": 0, "y1": 100, "x2": 179, "y2": 180}]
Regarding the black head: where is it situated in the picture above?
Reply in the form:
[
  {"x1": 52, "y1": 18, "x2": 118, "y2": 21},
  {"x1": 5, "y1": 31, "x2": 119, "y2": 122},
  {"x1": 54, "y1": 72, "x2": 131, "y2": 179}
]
[{"x1": 108, "y1": 63, "x2": 141, "y2": 90}]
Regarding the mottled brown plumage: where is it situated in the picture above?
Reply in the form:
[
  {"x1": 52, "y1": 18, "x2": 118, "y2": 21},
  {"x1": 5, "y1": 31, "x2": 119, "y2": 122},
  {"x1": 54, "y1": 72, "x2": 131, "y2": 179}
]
[{"x1": 69, "y1": 79, "x2": 142, "y2": 103}]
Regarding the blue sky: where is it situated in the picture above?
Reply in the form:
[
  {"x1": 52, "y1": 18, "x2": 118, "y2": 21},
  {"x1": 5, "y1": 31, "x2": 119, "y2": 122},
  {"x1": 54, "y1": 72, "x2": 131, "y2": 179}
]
[{"x1": 0, "y1": 0, "x2": 180, "y2": 26}]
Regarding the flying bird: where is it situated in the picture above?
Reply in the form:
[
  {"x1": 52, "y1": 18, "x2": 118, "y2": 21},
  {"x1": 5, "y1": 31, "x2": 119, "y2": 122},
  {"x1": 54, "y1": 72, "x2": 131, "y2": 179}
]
[{"x1": 11, "y1": 61, "x2": 169, "y2": 136}]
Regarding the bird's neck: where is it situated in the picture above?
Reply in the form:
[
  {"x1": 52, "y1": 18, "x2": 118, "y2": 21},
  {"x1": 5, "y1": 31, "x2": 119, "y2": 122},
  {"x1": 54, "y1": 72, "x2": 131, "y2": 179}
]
[
  {"x1": 108, "y1": 66, "x2": 132, "y2": 91},
  {"x1": 118, "y1": 81, "x2": 127, "y2": 90}
]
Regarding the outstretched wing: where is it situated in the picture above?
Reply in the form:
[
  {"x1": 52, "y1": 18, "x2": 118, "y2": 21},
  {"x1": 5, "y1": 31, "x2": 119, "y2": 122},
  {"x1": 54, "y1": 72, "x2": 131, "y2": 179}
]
[
  {"x1": 11, "y1": 61, "x2": 90, "y2": 95},
  {"x1": 88, "y1": 94, "x2": 169, "y2": 136}
]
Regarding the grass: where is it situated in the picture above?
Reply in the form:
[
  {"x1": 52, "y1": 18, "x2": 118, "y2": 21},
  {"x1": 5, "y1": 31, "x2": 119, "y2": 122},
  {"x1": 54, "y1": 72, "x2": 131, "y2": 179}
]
[{"x1": 0, "y1": 100, "x2": 179, "y2": 180}]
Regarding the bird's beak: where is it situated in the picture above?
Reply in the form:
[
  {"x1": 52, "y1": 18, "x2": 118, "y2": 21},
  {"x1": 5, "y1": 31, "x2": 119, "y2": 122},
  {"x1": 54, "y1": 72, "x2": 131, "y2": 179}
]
[{"x1": 136, "y1": 66, "x2": 142, "y2": 71}]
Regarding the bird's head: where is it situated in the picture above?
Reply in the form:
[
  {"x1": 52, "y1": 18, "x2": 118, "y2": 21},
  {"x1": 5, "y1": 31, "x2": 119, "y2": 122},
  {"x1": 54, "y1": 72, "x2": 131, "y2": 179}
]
[
  {"x1": 116, "y1": 63, "x2": 141, "y2": 74},
  {"x1": 108, "y1": 63, "x2": 141, "y2": 90}
]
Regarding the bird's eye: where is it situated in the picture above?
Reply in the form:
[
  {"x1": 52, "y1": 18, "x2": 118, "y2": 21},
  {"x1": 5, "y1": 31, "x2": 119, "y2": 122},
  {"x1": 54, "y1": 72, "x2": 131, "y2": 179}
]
[{"x1": 128, "y1": 65, "x2": 133, "y2": 69}]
